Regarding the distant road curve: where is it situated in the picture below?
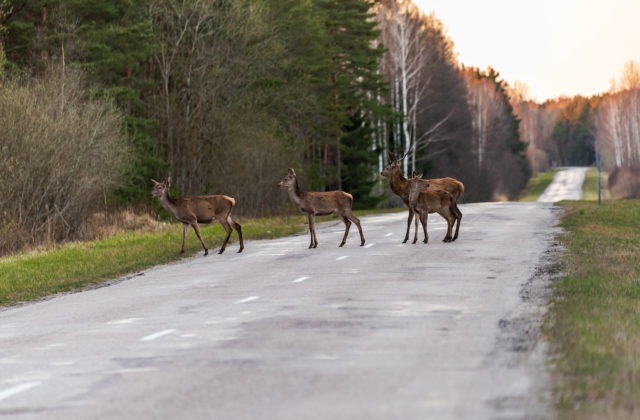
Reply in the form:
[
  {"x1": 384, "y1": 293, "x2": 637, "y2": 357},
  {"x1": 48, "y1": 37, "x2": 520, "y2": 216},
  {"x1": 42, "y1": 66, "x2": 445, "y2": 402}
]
[{"x1": 537, "y1": 167, "x2": 589, "y2": 202}]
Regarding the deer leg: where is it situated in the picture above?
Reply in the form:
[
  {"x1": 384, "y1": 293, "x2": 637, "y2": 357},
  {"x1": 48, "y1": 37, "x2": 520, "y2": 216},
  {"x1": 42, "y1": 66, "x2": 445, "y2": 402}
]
[
  {"x1": 181, "y1": 223, "x2": 189, "y2": 253},
  {"x1": 191, "y1": 223, "x2": 208, "y2": 255},
  {"x1": 218, "y1": 219, "x2": 233, "y2": 254},
  {"x1": 228, "y1": 215, "x2": 244, "y2": 253},
  {"x1": 308, "y1": 214, "x2": 318, "y2": 248},
  {"x1": 412, "y1": 209, "x2": 419, "y2": 244},
  {"x1": 421, "y1": 213, "x2": 429, "y2": 244},
  {"x1": 441, "y1": 212, "x2": 452, "y2": 243},
  {"x1": 403, "y1": 209, "x2": 414, "y2": 243},
  {"x1": 339, "y1": 216, "x2": 351, "y2": 247},
  {"x1": 346, "y1": 213, "x2": 365, "y2": 246},
  {"x1": 452, "y1": 203, "x2": 462, "y2": 241}
]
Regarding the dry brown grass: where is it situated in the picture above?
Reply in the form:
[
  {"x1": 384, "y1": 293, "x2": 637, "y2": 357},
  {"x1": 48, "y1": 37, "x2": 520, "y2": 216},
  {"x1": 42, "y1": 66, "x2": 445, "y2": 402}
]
[{"x1": 85, "y1": 210, "x2": 165, "y2": 240}]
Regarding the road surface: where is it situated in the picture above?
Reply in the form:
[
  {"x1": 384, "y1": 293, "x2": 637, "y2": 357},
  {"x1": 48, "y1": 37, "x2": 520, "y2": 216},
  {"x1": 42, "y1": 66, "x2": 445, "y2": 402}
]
[
  {"x1": 537, "y1": 167, "x2": 588, "y2": 202},
  {"x1": 1, "y1": 203, "x2": 561, "y2": 420},
  {"x1": 2, "y1": 166, "x2": 589, "y2": 419}
]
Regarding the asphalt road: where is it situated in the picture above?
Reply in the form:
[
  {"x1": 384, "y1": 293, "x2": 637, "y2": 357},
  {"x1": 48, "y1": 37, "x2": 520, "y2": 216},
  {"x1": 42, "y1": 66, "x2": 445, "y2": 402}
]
[{"x1": 0, "y1": 198, "x2": 565, "y2": 419}]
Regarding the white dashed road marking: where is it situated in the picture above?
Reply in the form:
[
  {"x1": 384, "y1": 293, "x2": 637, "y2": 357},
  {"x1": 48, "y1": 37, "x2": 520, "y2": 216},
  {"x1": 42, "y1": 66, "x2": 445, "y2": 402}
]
[
  {"x1": 293, "y1": 276, "x2": 310, "y2": 283},
  {"x1": 107, "y1": 318, "x2": 141, "y2": 325},
  {"x1": 364, "y1": 243, "x2": 375, "y2": 248},
  {"x1": 140, "y1": 329, "x2": 176, "y2": 342},
  {"x1": 235, "y1": 296, "x2": 259, "y2": 304},
  {"x1": 336, "y1": 256, "x2": 349, "y2": 261},
  {"x1": 0, "y1": 382, "x2": 41, "y2": 402}
]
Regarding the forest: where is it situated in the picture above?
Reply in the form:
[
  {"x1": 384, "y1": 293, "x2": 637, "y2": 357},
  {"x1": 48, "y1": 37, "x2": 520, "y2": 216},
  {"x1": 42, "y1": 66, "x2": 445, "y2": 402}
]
[{"x1": 0, "y1": 0, "x2": 637, "y2": 256}]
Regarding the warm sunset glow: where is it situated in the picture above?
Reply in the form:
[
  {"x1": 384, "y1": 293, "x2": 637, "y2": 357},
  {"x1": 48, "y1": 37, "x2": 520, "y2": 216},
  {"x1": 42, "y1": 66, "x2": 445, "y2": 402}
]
[{"x1": 414, "y1": 0, "x2": 640, "y2": 101}]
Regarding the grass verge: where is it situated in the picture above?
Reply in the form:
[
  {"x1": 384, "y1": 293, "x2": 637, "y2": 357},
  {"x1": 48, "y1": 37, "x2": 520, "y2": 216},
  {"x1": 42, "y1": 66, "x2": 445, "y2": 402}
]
[
  {"x1": 0, "y1": 208, "x2": 402, "y2": 307},
  {"x1": 548, "y1": 199, "x2": 640, "y2": 418},
  {"x1": 582, "y1": 167, "x2": 609, "y2": 201},
  {"x1": 519, "y1": 169, "x2": 560, "y2": 201}
]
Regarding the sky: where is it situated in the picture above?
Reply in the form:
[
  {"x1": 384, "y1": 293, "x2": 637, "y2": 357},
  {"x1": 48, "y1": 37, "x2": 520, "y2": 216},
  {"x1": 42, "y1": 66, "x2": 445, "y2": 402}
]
[{"x1": 413, "y1": 0, "x2": 640, "y2": 102}]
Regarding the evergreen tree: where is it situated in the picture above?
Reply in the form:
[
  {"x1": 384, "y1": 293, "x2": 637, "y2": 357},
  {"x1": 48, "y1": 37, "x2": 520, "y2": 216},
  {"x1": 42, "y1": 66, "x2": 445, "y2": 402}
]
[
  {"x1": 318, "y1": 0, "x2": 389, "y2": 205},
  {"x1": 552, "y1": 96, "x2": 598, "y2": 166}
]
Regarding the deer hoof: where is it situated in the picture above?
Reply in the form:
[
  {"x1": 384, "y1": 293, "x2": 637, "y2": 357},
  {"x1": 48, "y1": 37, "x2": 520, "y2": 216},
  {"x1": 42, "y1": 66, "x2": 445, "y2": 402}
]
[
  {"x1": 339, "y1": 243, "x2": 345, "y2": 247},
  {"x1": 360, "y1": 241, "x2": 365, "y2": 247},
  {"x1": 218, "y1": 249, "x2": 225, "y2": 254},
  {"x1": 204, "y1": 250, "x2": 208, "y2": 256}
]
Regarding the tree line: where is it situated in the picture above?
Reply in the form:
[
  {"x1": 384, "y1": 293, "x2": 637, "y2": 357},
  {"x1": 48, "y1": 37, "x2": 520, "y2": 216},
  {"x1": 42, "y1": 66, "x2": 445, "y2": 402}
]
[
  {"x1": 510, "y1": 60, "x2": 640, "y2": 199},
  {"x1": 1, "y1": 0, "x2": 534, "y2": 255}
]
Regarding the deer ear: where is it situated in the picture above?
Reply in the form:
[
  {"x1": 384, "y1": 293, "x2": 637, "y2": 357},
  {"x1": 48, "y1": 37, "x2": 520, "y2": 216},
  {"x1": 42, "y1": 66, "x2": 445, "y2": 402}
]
[
  {"x1": 411, "y1": 170, "x2": 417, "y2": 177},
  {"x1": 417, "y1": 173, "x2": 423, "y2": 179},
  {"x1": 288, "y1": 168, "x2": 296, "y2": 175},
  {"x1": 151, "y1": 179, "x2": 159, "y2": 185},
  {"x1": 166, "y1": 175, "x2": 171, "y2": 186}
]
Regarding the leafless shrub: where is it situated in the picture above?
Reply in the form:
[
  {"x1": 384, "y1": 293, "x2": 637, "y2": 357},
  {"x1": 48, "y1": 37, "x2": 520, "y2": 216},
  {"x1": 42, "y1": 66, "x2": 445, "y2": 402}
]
[
  {"x1": 0, "y1": 66, "x2": 129, "y2": 255},
  {"x1": 608, "y1": 167, "x2": 640, "y2": 199}
]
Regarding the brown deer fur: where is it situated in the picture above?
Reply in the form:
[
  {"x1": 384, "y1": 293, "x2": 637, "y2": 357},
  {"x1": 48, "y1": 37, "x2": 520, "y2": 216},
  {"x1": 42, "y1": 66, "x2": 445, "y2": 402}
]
[
  {"x1": 278, "y1": 168, "x2": 365, "y2": 248},
  {"x1": 408, "y1": 174, "x2": 462, "y2": 243},
  {"x1": 381, "y1": 158, "x2": 464, "y2": 243},
  {"x1": 151, "y1": 178, "x2": 244, "y2": 256}
]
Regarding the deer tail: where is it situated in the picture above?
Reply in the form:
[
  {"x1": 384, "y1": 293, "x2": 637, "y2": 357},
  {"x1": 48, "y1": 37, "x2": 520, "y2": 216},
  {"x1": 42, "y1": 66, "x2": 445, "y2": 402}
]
[{"x1": 223, "y1": 195, "x2": 236, "y2": 207}]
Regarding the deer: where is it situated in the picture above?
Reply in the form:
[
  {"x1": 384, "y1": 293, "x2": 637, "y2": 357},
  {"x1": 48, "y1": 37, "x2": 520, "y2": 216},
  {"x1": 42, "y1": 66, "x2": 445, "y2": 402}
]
[
  {"x1": 408, "y1": 173, "x2": 462, "y2": 243},
  {"x1": 278, "y1": 168, "x2": 365, "y2": 248},
  {"x1": 380, "y1": 151, "x2": 464, "y2": 244},
  {"x1": 151, "y1": 177, "x2": 244, "y2": 256}
]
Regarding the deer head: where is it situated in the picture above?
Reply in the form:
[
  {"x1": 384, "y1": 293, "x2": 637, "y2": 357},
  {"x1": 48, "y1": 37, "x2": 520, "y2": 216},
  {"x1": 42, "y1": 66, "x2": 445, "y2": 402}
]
[
  {"x1": 151, "y1": 176, "x2": 171, "y2": 198},
  {"x1": 381, "y1": 157, "x2": 401, "y2": 177},
  {"x1": 381, "y1": 146, "x2": 414, "y2": 178},
  {"x1": 278, "y1": 168, "x2": 297, "y2": 189}
]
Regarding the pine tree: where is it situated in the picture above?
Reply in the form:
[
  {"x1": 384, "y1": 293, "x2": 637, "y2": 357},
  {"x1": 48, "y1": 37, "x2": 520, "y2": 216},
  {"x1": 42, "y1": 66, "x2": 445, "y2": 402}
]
[{"x1": 318, "y1": 0, "x2": 389, "y2": 205}]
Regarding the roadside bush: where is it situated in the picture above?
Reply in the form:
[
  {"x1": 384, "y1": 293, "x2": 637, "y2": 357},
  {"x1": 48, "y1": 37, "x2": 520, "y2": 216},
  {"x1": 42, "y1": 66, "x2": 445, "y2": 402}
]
[
  {"x1": 0, "y1": 67, "x2": 129, "y2": 255},
  {"x1": 608, "y1": 167, "x2": 640, "y2": 199}
]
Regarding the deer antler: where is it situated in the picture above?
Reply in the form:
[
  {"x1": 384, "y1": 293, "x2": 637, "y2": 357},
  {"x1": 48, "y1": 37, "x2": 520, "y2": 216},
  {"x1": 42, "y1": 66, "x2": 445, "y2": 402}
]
[{"x1": 400, "y1": 142, "x2": 416, "y2": 161}]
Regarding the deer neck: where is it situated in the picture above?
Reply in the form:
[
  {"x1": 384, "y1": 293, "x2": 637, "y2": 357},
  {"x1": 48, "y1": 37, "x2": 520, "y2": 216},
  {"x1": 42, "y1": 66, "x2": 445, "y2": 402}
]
[
  {"x1": 158, "y1": 191, "x2": 180, "y2": 215},
  {"x1": 287, "y1": 179, "x2": 304, "y2": 206},
  {"x1": 389, "y1": 169, "x2": 410, "y2": 200}
]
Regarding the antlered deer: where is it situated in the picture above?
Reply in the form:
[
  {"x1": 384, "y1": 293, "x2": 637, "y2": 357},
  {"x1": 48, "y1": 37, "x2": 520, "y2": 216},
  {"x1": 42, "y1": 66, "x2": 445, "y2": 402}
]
[
  {"x1": 278, "y1": 168, "x2": 365, "y2": 248},
  {"x1": 381, "y1": 153, "x2": 464, "y2": 243},
  {"x1": 408, "y1": 173, "x2": 462, "y2": 243},
  {"x1": 151, "y1": 178, "x2": 244, "y2": 256}
]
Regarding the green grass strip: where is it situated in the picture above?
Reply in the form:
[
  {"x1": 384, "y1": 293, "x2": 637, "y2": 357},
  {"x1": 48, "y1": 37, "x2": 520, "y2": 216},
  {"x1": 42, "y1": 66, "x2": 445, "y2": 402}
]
[
  {"x1": 581, "y1": 167, "x2": 609, "y2": 201},
  {"x1": 549, "y1": 199, "x2": 640, "y2": 418},
  {"x1": 0, "y1": 208, "x2": 402, "y2": 307}
]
